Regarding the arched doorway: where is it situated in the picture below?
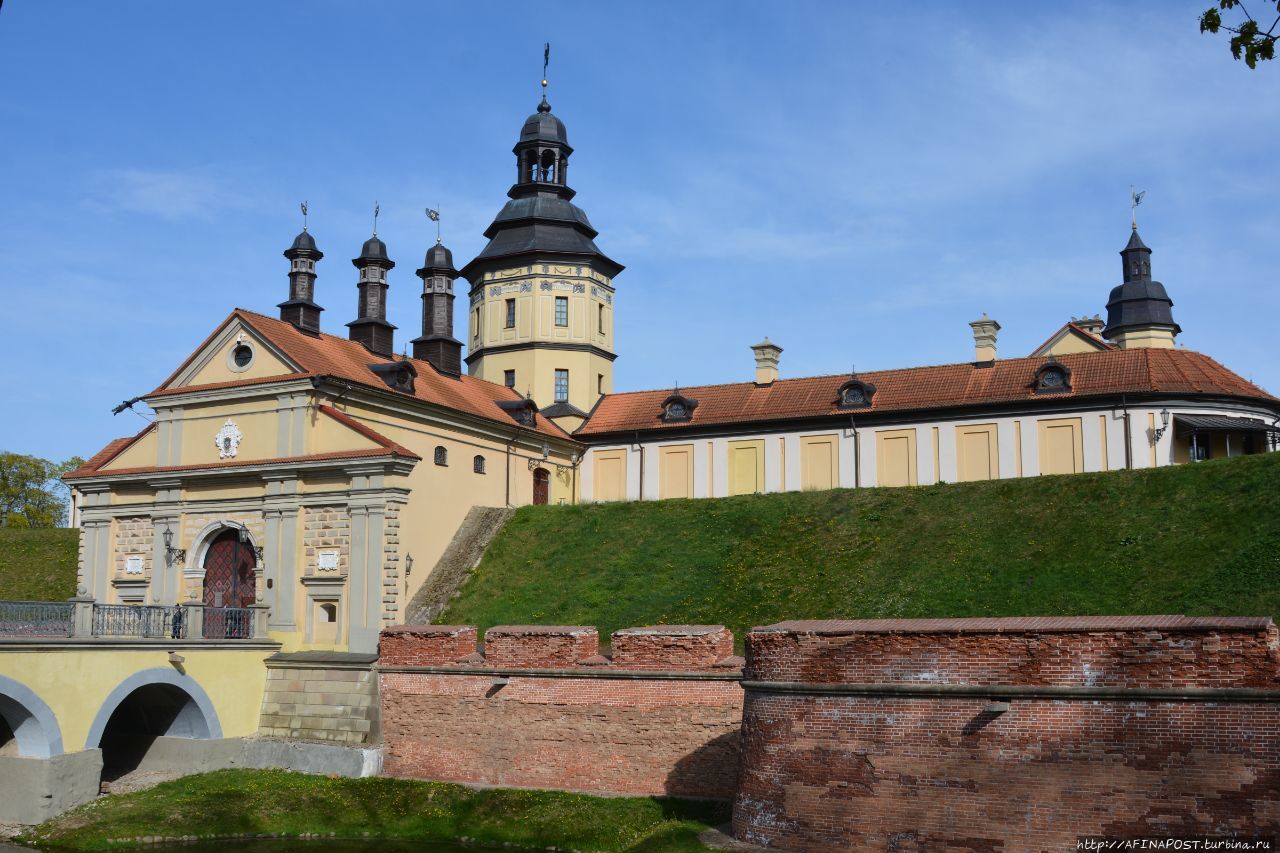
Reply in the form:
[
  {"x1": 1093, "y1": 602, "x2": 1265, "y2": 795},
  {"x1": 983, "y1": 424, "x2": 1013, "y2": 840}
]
[
  {"x1": 533, "y1": 467, "x2": 550, "y2": 505},
  {"x1": 0, "y1": 675, "x2": 63, "y2": 758},
  {"x1": 202, "y1": 529, "x2": 256, "y2": 639}
]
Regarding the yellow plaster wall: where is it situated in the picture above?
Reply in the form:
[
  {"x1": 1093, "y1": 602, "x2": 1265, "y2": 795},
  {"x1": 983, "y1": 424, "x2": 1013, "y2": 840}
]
[
  {"x1": 1040, "y1": 333, "x2": 1108, "y2": 356},
  {"x1": 179, "y1": 400, "x2": 282, "y2": 466},
  {"x1": 178, "y1": 330, "x2": 296, "y2": 388},
  {"x1": 469, "y1": 348, "x2": 612, "y2": 415},
  {"x1": 658, "y1": 444, "x2": 694, "y2": 499},
  {"x1": 101, "y1": 429, "x2": 158, "y2": 471},
  {"x1": 800, "y1": 434, "x2": 839, "y2": 491},
  {"x1": 0, "y1": 647, "x2": 271, "y2": 753},
  {"x1": 955, "y1": 423, "x2": 999, "y2": 482},
  {"x1": 876, "y1": 429, "x2": 918, "y2": 487},
  {"x1": 728, "y1": 440, "x2": 765, "y2": 496},
  {"x1": 1038, "y1": 417, "x2": 1084, "y2": 475},
  {"x1": 593, "y1": 449, "x2": 627, "y2": 502}
]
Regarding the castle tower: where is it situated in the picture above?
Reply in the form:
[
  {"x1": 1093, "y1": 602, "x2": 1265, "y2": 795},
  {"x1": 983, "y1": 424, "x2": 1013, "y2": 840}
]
[
  {"x1": 1102, "y1": 228, "x2": 1180, "y2": 349},
  {"x1": 279, "y1": 229, "x2": 324, "y2": 334},
  {"x1": 460, "y1": 93, "x2": 624, "y2": 423},
  {"x1": 411, "y1": 241, "x2": 463, "y2": 376},
  {"x1": 347, "y1": 234, "x2": 397, "y2": 357}
]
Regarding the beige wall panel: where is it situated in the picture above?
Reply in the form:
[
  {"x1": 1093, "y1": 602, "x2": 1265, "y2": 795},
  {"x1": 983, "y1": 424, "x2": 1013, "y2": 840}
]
[
  {"x1": 1098, "y1": 414, "x2": 1110, "y2": 471},
  {"x1": 876, "y1": 429, "x2": 917, "y2": 487},
  {"x1": 1038, "y1": 417, "x2": 1084, "y2": 475},
  {"x1": 956, "y1": 423, "x2": 999, "y2": 482},
  {"x1": 659, "y1": 444, "x2": 694, "y2": 500},
  {"x1": 312, "y1": 410, "x2": 385, "y2": 455},
  {"x1": 183, "y1": 338, "x2": 295, "y2": 387},
  {"x1": 1040, "y1": 334, "x2": 1106, "y2": 356},
  {"x1": 182, "y1": 482, "x2": 268, "y2": 502},
  {"x1": 179, "y1": 410, "x2": 277, "y2": 465},
  {"x1": 594, "y1": 450, "x2": 626, "y2": 502},
  {"x1": 101, "y1": 429, "x2": 158, "y2": 471},
  {"x1": 800, "y1": 434, "x2": 838, "y2": 491},
  {"x1": 728, "y1": 440, "x2": 765, "y2": 496}
]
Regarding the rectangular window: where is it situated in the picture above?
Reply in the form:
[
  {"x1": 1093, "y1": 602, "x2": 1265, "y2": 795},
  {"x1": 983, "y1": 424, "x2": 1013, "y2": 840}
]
[
  {"x1": 555, "y1": 296, "x2": 568, "y2": 327},
  {"x1": 554, "y1": 369, "x2": 569, "y2": 402},
  {"x1": 504, "y1": 369, "x2": 516, "y2": 388},
  {"x1": 473, "y1": 308, "x2": 481, "y2": 341},
  {"x1": 597, "y1": 373, "x2": 604, "y2": 395},
  {"x1": 598, "y1": 304, "x2": 606, "y2": 334},
  {"x1": 505, "y1": 298, "x2": 516, "y2": 328}
]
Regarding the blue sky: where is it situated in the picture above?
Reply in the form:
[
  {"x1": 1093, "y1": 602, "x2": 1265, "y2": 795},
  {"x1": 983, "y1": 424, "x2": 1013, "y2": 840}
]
[{"x1": 1, "y1": 1, "x2": 1276, "y2": 463}]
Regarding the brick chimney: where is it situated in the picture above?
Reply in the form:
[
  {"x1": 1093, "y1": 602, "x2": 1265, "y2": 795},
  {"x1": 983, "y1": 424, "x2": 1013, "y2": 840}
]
[
  {"x1": 969, "y1": 314, "x2": 1000, "y2": 362},
  {"x1": 1074, "y1": 314, "x2": 1105, "y2": 338},
  {"x1": 750, "y1": 338, "x2": 782, "y2": 385}
]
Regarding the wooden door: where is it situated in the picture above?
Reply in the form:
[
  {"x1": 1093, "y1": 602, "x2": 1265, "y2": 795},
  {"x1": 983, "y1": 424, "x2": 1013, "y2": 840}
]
[
  {"x1": 202, "y1": 530, "x2": 256, "y2": 639},
  {"x1": 533, "y1": 468, "x2": 550, "y2": 505}
]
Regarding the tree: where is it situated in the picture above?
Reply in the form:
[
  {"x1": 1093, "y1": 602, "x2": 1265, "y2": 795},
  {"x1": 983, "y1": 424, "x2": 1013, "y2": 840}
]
[
  {"x1": 1201, "y1": 1, "x2": 1279, "y2": 67},
  {"x1": 0, "y1": 453, "x2": 84, "y2": 528}
]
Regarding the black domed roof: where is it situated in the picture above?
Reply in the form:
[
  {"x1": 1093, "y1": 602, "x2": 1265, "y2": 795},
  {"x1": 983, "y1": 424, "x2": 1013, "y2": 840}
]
[
  {"x1": 356, "y1": 235, "x2": 390, "y2": 263},
  {"x1": 520, "y1": 97, "x2": 568, "y2": 145},
  {"x1": 424, "y1": 242, "x2": 454, "y2": 269},
  {"x1": 284, "y1": 229, "x2": 321, "y2": 258},
  {"x1": 1102, "y1": 228, "x2": 1180, "y2": 338}
]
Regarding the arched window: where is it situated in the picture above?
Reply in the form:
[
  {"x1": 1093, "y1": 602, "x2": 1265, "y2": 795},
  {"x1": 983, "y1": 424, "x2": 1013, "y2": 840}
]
[
  {"x1": 539, "y1": 149, "x2": 556, "y2": 182},
  {"x1": 473, "y1": 455, "x2": 486, "y2": 474},
  {"x1": 434, "y1": 446, "x2": 448, "y2": 466}
]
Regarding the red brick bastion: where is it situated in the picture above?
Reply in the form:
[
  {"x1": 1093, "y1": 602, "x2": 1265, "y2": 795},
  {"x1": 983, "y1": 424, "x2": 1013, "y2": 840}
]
[
  {"x1": 377, "y1": 624, "x2": 744, "y2": 799},
  {"x1": 733, "y1": 615, "x2": 1280, "y2": 850}
]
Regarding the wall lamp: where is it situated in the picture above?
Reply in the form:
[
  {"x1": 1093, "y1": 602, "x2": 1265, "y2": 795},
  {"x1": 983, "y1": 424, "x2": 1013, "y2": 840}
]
[
  {"x1": 1153, "y1": 408, "x2": 1171, "y2": 443},
  {"x1": 162, "y1": 523, "x2": 186, "y2": 568},
  {"x1": 527, "y1": 441, "x2": 580, "y2": 474}
]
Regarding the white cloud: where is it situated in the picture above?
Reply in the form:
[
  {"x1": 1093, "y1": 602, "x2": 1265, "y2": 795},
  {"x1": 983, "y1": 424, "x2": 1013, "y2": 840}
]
[{"x1": 84, "y1": 168, "x2": 248, "y2": 220}]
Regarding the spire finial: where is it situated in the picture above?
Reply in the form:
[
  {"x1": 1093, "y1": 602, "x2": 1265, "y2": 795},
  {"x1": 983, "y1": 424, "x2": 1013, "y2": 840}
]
[
  {"x1": 1130, "y1": 186, "x2": 1145, "y2": 231},
  {"x1": 300, "y1": 200, "x2": 308, "y2": 232},
  {"x1": 372, "y1": 201, "x2": 380, "y2": 237},
  {"x1": 426, "y1": 205, "x2": 441, "y2": 243},
  {"x1": 537, "y1": 43, "x2": 552, "y2": 112}
]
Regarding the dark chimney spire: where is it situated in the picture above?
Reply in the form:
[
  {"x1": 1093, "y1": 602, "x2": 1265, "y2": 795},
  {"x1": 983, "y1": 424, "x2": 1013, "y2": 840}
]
[
  {"x1": 411, "y1": 240, "x2": 463, "y2": 376},
  {"x1": 347, "y1": 234, "x2": 396, "y2": 356},
  {"x1": 279, "y1": 229, "x2": 324, "y2": 333}
]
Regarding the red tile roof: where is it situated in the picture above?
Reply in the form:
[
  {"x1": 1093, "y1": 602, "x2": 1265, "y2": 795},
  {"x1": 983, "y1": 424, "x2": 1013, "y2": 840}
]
[
  {"x1": 63, "y1": 424, "x2": 155, "y2": 479},
  {"x1": 150, "y1": 309, "x2": 570, "y2": 441},
  {"x1": 577, "y1": 348, "x2": 1278, "y2": 437}
]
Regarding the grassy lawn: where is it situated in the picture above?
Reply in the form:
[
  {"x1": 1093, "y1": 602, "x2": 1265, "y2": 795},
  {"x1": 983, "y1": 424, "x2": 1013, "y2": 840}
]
[
  {"x1": 0, "y1": 527, "x2": 78, "y2": 601},
  {"x1": 22, "y1": 769, "x2": 729, "y2": 851},
  {"x1": 442, "y1": 453, "x2": 1280, "y2": 641}
]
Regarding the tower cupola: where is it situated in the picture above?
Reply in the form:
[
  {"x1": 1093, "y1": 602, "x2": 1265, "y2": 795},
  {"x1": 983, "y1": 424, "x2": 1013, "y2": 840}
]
[
  {"x1": 512, "y1": 96, "x2": 574, "y2": 199},
  {"x1": 411, "y1": 240, "x2": 463, "y2": 376},
  {"x1": 347, "y1": 233, "x2": 397, "y2": 357},
  {"x1": 1102, "y1": 227, "x2": 1180, "y2": 349},
  {"x1": 279, "y1": 228, "x2": 324, "y2": 334}
]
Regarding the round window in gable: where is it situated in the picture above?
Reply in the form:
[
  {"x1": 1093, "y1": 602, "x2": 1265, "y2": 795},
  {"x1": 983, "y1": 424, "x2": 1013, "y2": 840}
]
[{"x1": 227, "y1": 340, "x2": 256, "y2": 373}]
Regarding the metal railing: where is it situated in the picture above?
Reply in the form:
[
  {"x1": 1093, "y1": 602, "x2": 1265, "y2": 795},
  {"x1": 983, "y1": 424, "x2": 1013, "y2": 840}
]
[
  {"x1": 0, "y1": 600, "x2": 74, "y2": 637},
  {"x1": 202, "y1": 606, "x2": 253, "y2": 640},
  {"x1": 92, "y1": 604, "x2": 187, "y2": 639}
]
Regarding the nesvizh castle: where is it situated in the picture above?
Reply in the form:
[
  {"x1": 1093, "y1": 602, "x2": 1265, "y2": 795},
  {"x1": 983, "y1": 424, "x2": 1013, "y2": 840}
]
[{"x1": 65, "y1": 87, "x2": 1280, "y2": 654}]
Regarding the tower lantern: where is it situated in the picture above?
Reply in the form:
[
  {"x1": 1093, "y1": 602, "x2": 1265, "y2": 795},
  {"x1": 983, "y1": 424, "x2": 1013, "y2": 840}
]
[
  {"x1": 279, "y1": 220, "x2": 324, "y2": 334},
  {"x1": 1102, "y1": 227, "x2": 1180, "y2": 349},
  {"x1": 347, "y1": 229, "x2": 397, "y2": 357},
  {"x1": 412, "y1": 239, "x2": 463, "y2": 376}
]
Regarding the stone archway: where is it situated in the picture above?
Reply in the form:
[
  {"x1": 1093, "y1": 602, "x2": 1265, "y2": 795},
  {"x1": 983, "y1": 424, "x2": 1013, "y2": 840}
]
[
  {"x1": 0, "y1": 675, "x2": 64, "y2": 759},
  {"x1": 86, "y1": 668, "x2": 222, "y2": 783}
]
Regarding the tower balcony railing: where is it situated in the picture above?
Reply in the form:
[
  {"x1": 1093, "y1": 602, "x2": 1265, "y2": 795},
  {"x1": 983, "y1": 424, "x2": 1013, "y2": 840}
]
[{"x1": 0, "y1": 598, "x2": 269, "y2": 641}]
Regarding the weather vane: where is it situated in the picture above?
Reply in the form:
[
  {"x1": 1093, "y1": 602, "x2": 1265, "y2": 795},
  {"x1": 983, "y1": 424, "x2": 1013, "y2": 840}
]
[
  {"x1": 426, "y1": 206, "x2": 441, "y2": 243},
  {"x1": 1130, "y1": 186, "x2": 1145, "y2": 230},
  {"x1": 300, "y1": 200, "x2": 308, "y2": 232},
  {"x1": 542, "y1": 43, "x2": 550, "y2": 91},
  {"x1": 372, "y1": 201, "x2": 380, "y2": 237}
]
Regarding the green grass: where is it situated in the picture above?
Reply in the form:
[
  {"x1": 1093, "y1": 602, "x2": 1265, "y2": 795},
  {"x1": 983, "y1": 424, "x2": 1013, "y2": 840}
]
[
  {"x1": 442, "y1": 453, "x2": 1280, "y2": 641},
  {"x1": 0, "y1": 527, "x2": 78, "y2": 601},
  {"x1": 22, "y1": 769, "x2": 728, "y2": 851}
]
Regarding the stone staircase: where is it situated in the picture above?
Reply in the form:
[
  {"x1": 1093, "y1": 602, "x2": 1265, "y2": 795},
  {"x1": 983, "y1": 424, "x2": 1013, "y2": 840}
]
[{"x1": 404, "y1": 506, "x2": 515, "y2": 624}]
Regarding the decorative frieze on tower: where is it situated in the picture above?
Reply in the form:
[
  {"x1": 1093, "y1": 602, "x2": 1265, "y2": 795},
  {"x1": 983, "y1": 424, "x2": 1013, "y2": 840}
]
[
  {"x1": 461, "y1": 93, "x2": 624, "y2": 419},
  {"x1": 411, "y1": 241, "x2": 463, "y2": 376},
  {"x1": 279, "y1": 229, "x2": 324, "y2": 334},
  {"x1": 347, "y1": 234, "x2": 397, "y2": 357},
  {"x1": 1102, "y1": 228, "x2": 1180, "y2": 349}
]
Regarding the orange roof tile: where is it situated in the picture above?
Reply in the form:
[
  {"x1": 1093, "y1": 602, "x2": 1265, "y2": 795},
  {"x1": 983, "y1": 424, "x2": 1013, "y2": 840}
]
[
  {"x1": 64, "y1": 423, "x2": 156, "y2": 479},
  {"x1": 148, "y1": 310, "x2": 571, "y2": 441},
  {"x1": 577, "y1": 348, "x2": 1278, "y2": 437}
]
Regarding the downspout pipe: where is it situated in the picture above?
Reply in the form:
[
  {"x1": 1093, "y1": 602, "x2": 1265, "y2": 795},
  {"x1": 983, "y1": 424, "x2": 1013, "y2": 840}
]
[
  {"x1": 1121, "y1": 396, "x2": 1133, "y2": 470},
  {"x1": 634, "y1": 431, "x2": 644, "y2": 501},
  {"x1": 849, "y1": 417, "x2": 860, "y2": 488}
]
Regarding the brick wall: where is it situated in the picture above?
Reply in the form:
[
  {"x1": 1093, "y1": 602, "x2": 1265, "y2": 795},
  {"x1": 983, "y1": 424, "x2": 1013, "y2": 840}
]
[
  {"x1": 303, "y1": 505, "x2": 349, "y2": 576},
  {"x1": 733, "y1": 616, "x2": 1280, "y2": 850},
  {"x1": 112, "y1": 516, "x2": 153, "y2": 579},
  {"x1": 379, "y1": 624, "x2": 744, "y2": 799}
]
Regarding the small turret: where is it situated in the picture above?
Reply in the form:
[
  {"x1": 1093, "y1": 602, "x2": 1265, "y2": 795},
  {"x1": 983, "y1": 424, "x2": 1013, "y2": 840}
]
[
  {"x1": 347, "y1": 233, "x2": 397, "y2": 357},
  {"x1": 1102, "y1": 228, "x2": 1180, "y2": 349},
  {"x1": 411, "y1": 241, "x2": 463, "y2": 376},
  {"x1": 279, "y1": 228, "x2": 324, "y2": 334}
]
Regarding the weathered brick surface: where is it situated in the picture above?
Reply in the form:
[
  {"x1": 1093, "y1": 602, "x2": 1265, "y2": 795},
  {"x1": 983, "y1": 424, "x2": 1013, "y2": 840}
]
[
  {"x1": 483, "y1": 625, "x2": 598, "y2": 668},
  {"x1": 380, "y1": 672, "x2": 743, "y2": 798},
  {"x1": 733, "y1": 617, "x2": 1280, "y2": 850},
  {"x1": 379, "y1": 624, "x2": 744, "y2": 798},
  {"x1": 611, "y1": 625, "x2": 734, "y2": 670},
  {"x1": 379, "y1": 625, "x2": 477, "y2": 666},
  {"x1": 112, "y1": 516, "x2": 153, "y2": 580}
]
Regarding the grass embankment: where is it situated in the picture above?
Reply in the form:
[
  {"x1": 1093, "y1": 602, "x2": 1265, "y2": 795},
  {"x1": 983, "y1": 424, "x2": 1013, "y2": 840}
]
[
  {"x1": 23, "y1": 769, "x2": 728, "y2": 851},
  {"x1": 442, "y1": 453, "x2": 1280, "y2": 640},
  {"x1": 0, "y1": 527, "x2": 77, "y2": 601}
]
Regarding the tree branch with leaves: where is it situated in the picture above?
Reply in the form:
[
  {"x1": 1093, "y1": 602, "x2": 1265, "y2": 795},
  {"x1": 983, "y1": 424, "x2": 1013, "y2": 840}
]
[{"x1": 1201, "y1": 0, "x2": 1279, "y2": 67}]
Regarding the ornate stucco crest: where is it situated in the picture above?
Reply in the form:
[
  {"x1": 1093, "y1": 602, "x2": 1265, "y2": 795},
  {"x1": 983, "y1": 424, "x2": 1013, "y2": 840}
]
[{"x1": 214, "y1": 419, "x2": 243, "y2": 459}]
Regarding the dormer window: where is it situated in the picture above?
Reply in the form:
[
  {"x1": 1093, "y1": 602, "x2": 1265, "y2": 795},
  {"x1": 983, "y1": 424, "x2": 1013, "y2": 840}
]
[
  {"x1": 368, "y1": 361, "x2": 416, "y2": 394},
  {"x1": 497, "y1": 398, "x2": 538, "y2": 427},
  {"x1": 1034, "y1": 360, "x2": 1072, "y2": 394},
  {"x1": 835, "y1": 378, "x2": 876, "y2": 410},
  {"x1": 657, "y1": 392, "x2": 698, "y2": 423}
]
